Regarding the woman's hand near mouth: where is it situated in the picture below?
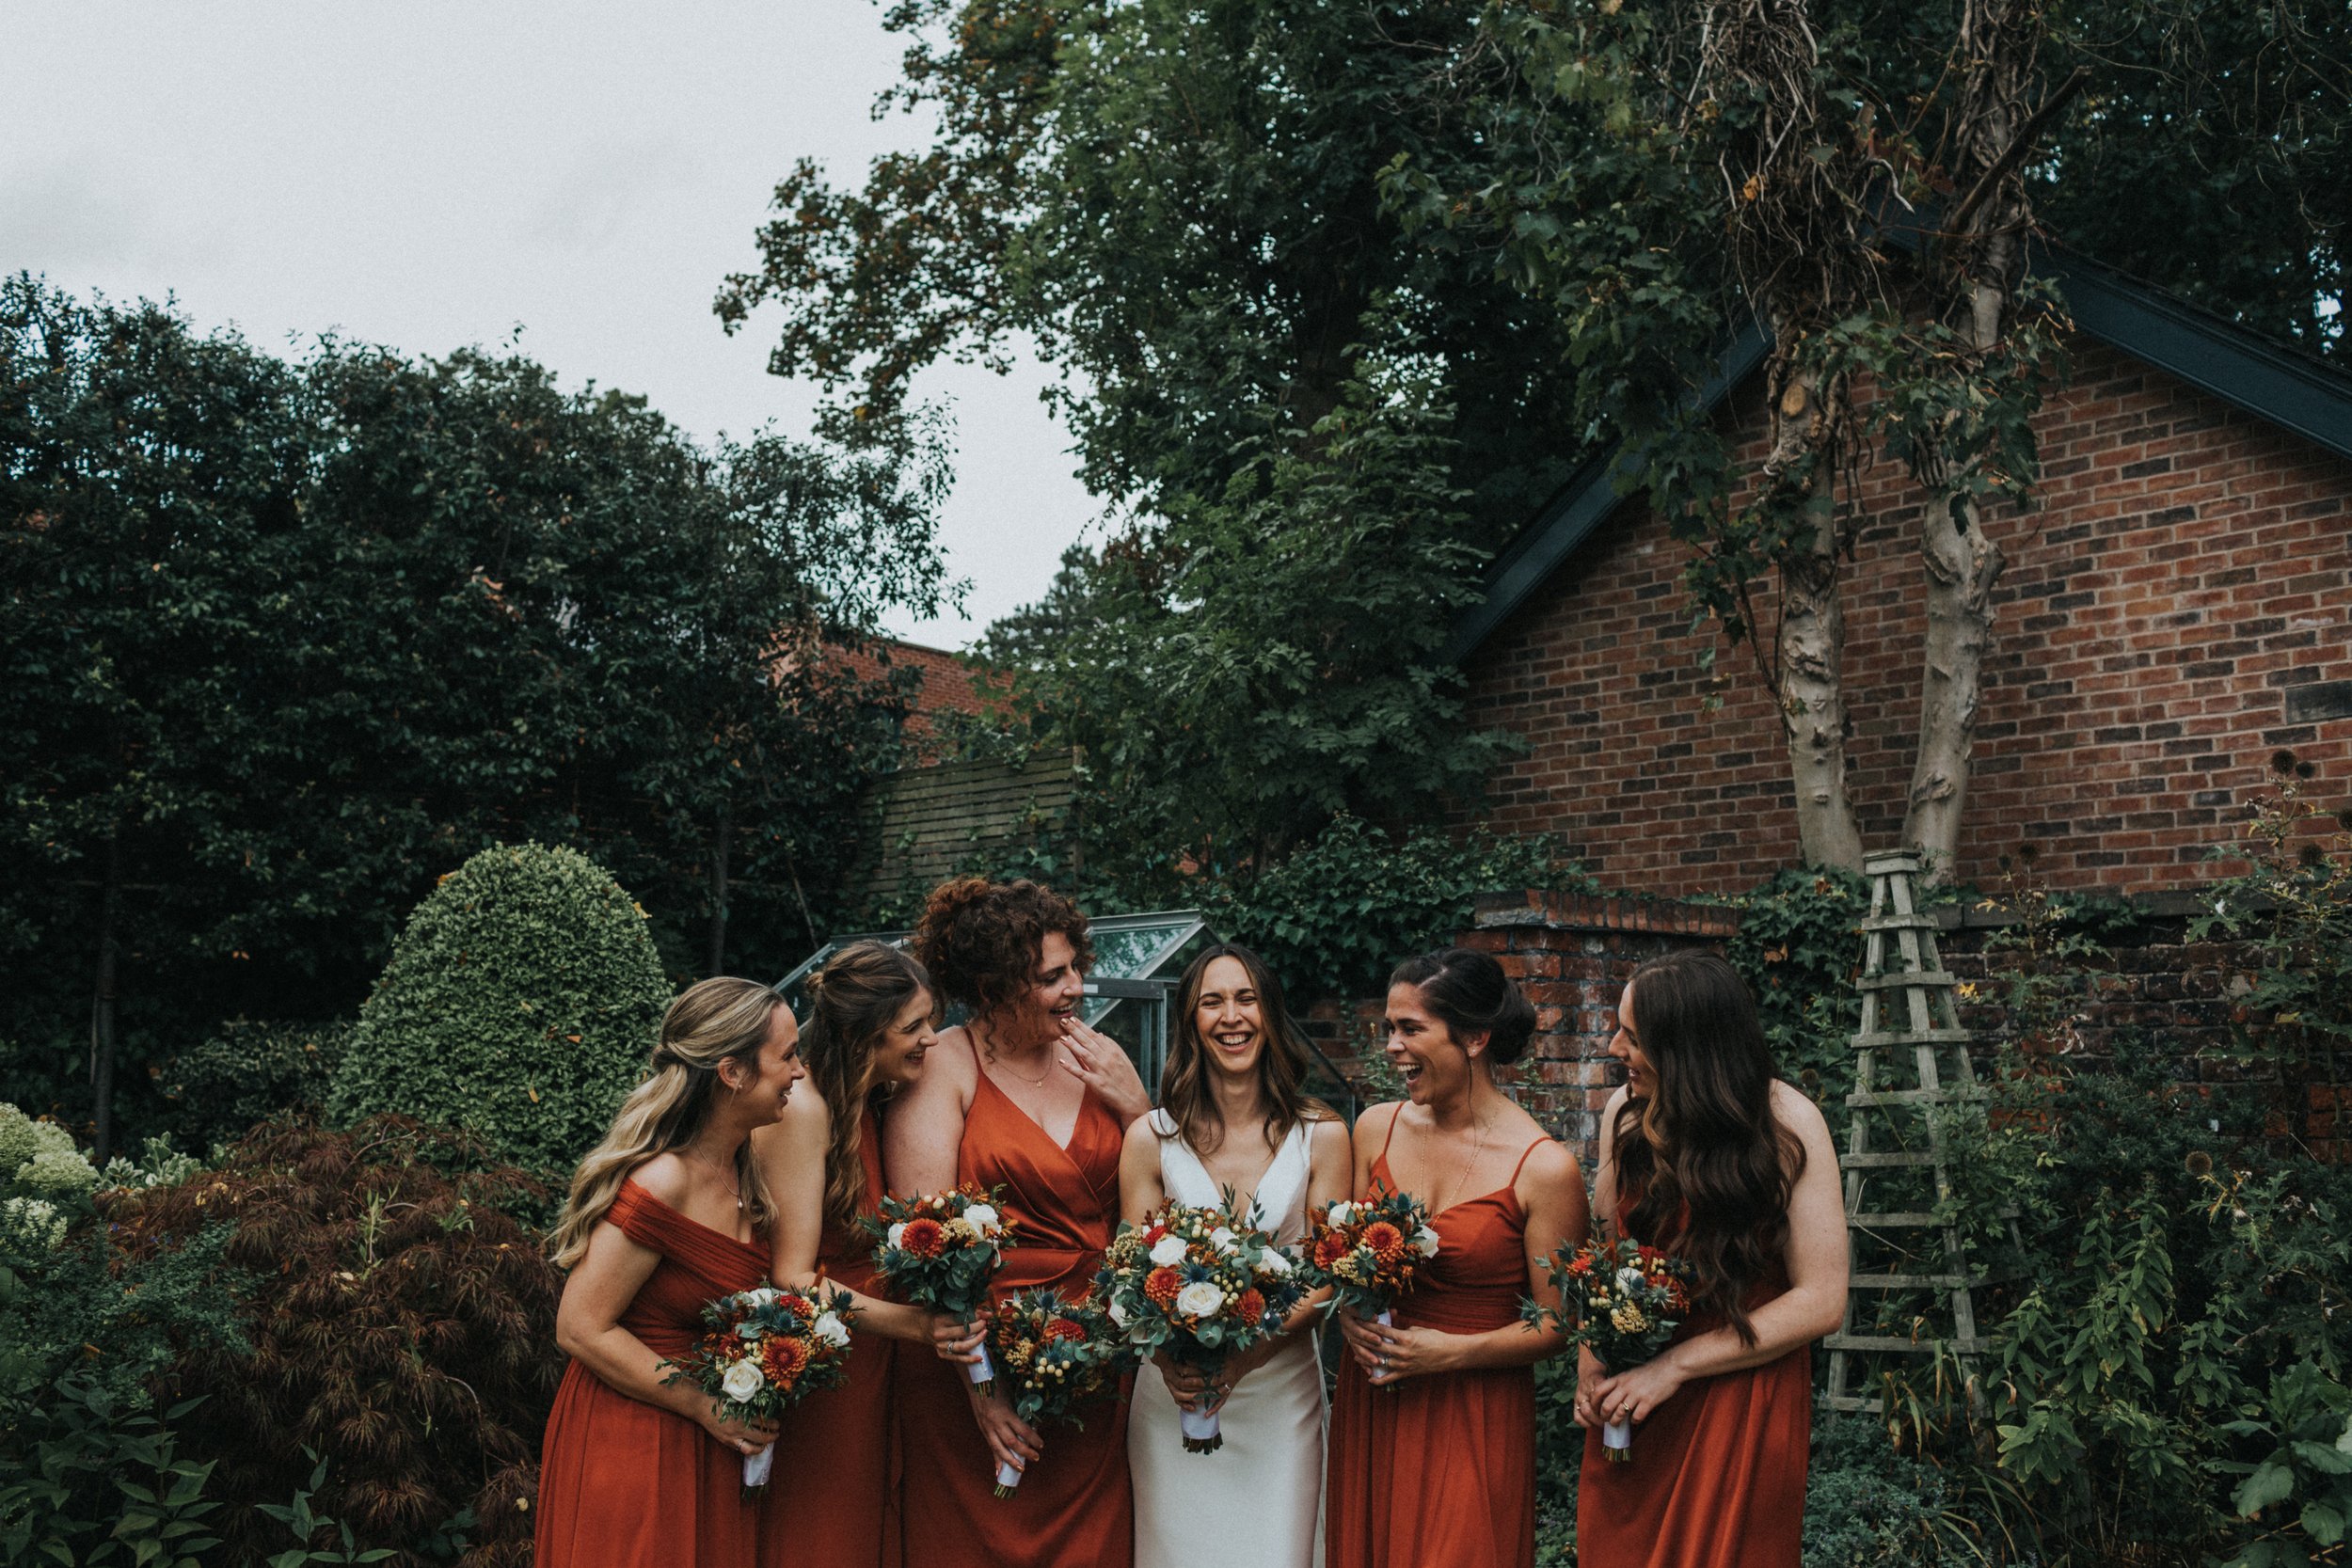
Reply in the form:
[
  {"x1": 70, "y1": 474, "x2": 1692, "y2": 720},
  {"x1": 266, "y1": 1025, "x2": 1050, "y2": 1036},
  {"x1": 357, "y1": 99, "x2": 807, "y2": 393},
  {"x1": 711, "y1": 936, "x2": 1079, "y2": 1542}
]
[{"x1": 1058, "y1": 1015, "x2": 1152, "y2": 1125}]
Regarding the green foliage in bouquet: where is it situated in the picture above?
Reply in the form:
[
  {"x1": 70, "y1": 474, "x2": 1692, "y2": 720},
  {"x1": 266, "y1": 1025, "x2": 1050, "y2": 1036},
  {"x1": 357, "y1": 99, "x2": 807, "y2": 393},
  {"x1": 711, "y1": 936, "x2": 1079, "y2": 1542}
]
[
  {"x1": 104, "y1": 1116, "x2": 561, "y2": 1568},
  {"x1": 162, "y1": 1020, "x2": 354, "y2": 1155},
  {"x1": 328, "y1": 844, "x2": 669, "y2": 1173},
  {"x1": 986, "y1": 1288, "x2": 1124, "y2": 1431}
]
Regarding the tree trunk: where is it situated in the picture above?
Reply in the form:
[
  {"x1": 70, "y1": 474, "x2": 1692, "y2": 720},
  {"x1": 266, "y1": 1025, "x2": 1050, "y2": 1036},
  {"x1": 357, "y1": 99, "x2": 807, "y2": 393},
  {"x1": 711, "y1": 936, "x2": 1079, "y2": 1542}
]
[
  {"x1": 89, "y1": 824, "x2": 122, "y2": 1164},
  {"x1": 1770, "y1": 366, "x2": 1865, "y2": 872},
  {"x1": 707, "y1": 801, "x2": 733, "y2": 975}
]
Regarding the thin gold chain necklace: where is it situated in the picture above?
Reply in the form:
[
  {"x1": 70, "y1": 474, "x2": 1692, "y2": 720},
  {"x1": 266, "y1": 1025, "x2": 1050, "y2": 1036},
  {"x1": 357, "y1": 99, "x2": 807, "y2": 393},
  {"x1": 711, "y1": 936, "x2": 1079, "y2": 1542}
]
[{"x1": 977, "y1": 1018, "x2": 1055, "y2": 1086}]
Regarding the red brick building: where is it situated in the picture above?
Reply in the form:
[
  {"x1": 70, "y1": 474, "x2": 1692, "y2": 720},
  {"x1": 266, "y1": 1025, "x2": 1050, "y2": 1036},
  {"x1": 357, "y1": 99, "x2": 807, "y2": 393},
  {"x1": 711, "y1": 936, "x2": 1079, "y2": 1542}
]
[{"x1": 1447, "y1": 250, "x2": 2352, "y2": 899}]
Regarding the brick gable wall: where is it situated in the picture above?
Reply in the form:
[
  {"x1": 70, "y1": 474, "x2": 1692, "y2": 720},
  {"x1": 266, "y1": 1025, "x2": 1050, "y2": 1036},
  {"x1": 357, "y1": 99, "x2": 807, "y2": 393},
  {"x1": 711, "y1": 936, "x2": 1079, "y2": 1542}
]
[{"x1": 1459, "y1": 338, "x2": 2352, "y2": 897}]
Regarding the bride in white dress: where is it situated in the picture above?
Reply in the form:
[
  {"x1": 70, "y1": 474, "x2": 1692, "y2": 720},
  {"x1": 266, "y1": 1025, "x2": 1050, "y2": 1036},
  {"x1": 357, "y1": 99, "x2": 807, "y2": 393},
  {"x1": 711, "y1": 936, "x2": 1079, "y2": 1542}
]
[{"x1": 1119, "y1": 944, "x2": 1351, "y2": 1568}]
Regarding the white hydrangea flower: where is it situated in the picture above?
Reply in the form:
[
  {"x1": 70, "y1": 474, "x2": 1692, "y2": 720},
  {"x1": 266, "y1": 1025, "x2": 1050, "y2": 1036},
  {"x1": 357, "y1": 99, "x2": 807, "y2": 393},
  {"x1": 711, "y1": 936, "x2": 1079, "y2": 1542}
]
[
  {"x1": 1414, "y1": 1226, "x2": 1441, "y2": 1259},
  {"x1": 1174, "y1": 1281, "x2": 1226, "y2": 1318},
  {"x1": 721, "y1": 1359, "x2": 765, "y2": 1402},
  {"x1": 813, "y1": 1312, "x2": 850, "y2": 1349},
  {"x1": 1149, "y1": 1235, "x2": 1188, "y2": 1267},
  {"x1": 0, "y1": 1196, "x2": 66, "y2": 1250}
]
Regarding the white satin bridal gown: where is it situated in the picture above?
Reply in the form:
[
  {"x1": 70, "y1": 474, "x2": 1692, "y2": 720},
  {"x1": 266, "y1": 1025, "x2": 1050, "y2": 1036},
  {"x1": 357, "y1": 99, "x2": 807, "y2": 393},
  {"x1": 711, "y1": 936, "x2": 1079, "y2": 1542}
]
[{"x1": 1128, "y1": 1109, "x2": 1325, "y2": 1568}]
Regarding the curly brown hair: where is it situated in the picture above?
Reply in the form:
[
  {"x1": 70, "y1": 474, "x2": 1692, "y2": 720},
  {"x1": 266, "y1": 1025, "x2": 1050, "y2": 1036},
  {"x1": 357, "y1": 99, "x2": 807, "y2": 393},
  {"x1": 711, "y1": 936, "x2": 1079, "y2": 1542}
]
[{"x1": 911, "y1": 877, "x2": 1094, "y2": 1019}]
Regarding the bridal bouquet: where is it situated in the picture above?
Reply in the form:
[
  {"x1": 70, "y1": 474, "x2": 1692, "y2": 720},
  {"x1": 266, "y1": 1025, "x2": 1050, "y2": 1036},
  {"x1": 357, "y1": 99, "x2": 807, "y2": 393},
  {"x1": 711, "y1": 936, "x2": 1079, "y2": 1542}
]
[
  {"x1": 866, "y1": 1186, "x2": 1017, "y2": 1394},
  {"x1": 1525, "y1": 1236, "x2": 1691, "y2": 1463},
  {"x1": 661, "y1": 1284, "x2": 856, "y2": 1495},
  {"x1": 1302, "y1": 1191, "x2": 1439, "y2": 1328},
  {"x1": 983, "y1": 1288, "x2": 1123, "y2": 1497},
  {"x1": 1093, "y1": 1201, "x2": 1305, "y2": 1454}
]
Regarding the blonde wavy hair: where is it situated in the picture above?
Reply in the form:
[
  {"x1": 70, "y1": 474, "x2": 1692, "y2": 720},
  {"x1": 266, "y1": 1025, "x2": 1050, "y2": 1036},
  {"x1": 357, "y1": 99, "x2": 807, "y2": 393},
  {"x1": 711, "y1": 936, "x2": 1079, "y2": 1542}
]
[{"x1": 548, "y1": 976, "x2": 783, "y2": 1269}]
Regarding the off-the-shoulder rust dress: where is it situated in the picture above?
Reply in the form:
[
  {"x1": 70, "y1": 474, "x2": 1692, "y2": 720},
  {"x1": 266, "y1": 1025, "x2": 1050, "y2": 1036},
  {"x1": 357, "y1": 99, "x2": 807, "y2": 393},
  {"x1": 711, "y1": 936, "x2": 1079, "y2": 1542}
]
[
  {"x1": 1575, "y1": 1224, "x2": 1809, "y2": 1568},
  {"x1": 893, "y1": 1051, "x2": 1134, "y2": 1568},
  {"x1": 535, "y1": 1179, "x2": 769, "y2": 1568},
  {"x1": 1324, "y1": 1121, "x2": 1549, "y2": 1567},
  {"x1": 761, "y1": 1106, "x2": 899, "y2": 1568}
]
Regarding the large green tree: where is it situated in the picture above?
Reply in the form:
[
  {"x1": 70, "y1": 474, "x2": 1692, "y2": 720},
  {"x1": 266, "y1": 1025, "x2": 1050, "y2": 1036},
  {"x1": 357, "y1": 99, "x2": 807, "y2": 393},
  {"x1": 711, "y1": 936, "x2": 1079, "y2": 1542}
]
[
  {"x1": 721, "y1": 0, "x2": 1594, "y2": 886},
  {"x1": 1, "y1": 278, "x2": 951, "y2": 1153}
]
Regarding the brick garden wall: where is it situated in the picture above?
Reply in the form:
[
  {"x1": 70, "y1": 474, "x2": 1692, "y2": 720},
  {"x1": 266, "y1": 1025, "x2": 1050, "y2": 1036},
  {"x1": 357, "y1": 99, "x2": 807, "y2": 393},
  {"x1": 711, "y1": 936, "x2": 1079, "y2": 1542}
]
[{"x1": 1458, "y1": 337, "x2": 2352, "y2": 898}]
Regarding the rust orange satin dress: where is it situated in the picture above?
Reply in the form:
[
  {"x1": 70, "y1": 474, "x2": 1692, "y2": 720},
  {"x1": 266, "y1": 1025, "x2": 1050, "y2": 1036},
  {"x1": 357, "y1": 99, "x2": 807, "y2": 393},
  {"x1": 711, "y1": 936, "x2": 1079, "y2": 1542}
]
[
  {"x1": 1576, "y1": 1241, "x2": 1810, "y2": 1568},
  {"x1": 895, "y1": 1062, "x2": 1134, "y2": 1568},
  {"x1": 1325, "y1": 1128, "x2": 1549, "y2": 1568},
  {"x1": 535, "y1": 1178, "x2": 769, "y2": 1568},
  {"x1": 762, "y1": 1107, "x2": 898, "y2": 1568}
]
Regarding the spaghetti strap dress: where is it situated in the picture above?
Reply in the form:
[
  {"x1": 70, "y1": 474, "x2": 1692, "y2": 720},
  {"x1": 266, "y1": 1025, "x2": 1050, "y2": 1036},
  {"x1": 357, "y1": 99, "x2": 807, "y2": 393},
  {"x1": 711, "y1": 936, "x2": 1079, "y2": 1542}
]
[
  {"x1": 892, "y1": 1054, "x2": 1135, "y2": 1568},
  {"x1": 761, "y1": 1106, "x2": 898, "y2": 1568},
  {"x1": 535, "y1": 1178, "x2": 771, "y2": 1568},
  {"x1": 1574, "y1": 1204, "x2": 1810, "y2": 1568},
  {"x1": 1324, "y1": 1117, "x2": 1550, "y2": 1568}
]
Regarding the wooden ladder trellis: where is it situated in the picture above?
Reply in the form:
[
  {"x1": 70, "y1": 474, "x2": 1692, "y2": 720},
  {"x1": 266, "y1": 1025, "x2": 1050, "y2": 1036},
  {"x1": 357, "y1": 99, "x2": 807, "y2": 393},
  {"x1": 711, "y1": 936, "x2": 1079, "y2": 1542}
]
[{"x1": 1822, "y1": 850, "x2": 1993, "y2": 1414}]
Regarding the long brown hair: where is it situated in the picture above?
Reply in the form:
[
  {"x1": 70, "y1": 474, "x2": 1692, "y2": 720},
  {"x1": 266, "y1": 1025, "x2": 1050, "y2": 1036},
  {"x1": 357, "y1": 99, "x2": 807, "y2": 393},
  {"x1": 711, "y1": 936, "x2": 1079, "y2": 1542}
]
[
  {"x1": 801, "y1": 942, "x2": 936, "y2": 1230},
  {"x1": 1609, "y1": 949, "x2": 1805, "y2": 1345},
  {"x1": 1158, "y1": 943, "x2": 1333, "y2": 1155},
  {"x1": 548, "y1": 977, "x2": 780, "y2": 1269}
]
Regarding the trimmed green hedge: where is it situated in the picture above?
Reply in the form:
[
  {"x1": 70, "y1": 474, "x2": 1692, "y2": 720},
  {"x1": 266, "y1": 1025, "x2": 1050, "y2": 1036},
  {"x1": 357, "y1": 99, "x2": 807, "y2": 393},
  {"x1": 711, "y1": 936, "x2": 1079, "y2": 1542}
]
[{"x1": 328, "y1": 844, "x2": 669, "y2": 1171}]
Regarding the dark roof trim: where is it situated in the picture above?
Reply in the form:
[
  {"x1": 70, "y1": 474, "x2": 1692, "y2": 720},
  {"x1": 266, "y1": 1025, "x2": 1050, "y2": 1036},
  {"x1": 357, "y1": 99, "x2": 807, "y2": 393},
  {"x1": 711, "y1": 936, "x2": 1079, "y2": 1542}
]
[{"x1": 1444, "y1": 248, "x2": 2352, "y2": 666}]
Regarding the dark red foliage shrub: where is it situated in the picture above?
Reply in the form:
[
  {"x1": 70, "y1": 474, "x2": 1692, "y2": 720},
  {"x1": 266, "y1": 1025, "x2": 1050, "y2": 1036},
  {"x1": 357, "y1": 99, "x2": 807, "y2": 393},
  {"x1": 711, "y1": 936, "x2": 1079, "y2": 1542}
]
[{"x1": 106, "y1": 1114, "x2": 564, "y2": 1568}]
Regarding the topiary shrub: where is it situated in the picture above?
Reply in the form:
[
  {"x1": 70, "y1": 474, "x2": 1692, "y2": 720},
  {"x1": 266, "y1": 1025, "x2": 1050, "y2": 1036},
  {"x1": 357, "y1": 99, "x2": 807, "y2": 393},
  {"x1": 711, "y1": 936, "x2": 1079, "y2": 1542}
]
[
  {"x1": 108, "y1": 1115, "x2": 563, "y2": 1568},
  {"x1": 161, "y1": 1018, "x2": 354, "y2": 1154},
  {"x1": 329, "y1": 843, "x2": 670, "y2": 1172}
]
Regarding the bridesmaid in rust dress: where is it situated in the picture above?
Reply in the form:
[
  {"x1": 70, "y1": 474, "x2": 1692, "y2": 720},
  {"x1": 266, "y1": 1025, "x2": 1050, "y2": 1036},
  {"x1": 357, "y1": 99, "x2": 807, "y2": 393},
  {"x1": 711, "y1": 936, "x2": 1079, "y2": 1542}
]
[
  {"x1": 1326, "y1": 948, "x2": 1590, "y2": 1567},
  {"x1": 884, "y1": 878, "x2": 1152, "y2": 1568},
  {"x1": 536, "y1": 978, "x2": 804, "y2": 1568},
  {"x1": 1575, "y1": 950, "x2": 1847, "y2": 1568},
  {"x1": 752, "y1": 942, "x2": 969, "y2": 1568}
]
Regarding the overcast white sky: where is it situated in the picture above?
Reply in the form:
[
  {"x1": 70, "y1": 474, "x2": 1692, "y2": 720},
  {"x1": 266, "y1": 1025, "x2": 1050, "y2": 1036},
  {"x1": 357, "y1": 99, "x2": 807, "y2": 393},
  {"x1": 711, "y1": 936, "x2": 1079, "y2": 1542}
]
[{"x1": 0, "y1": 1, "x2": 1092, "y2": 648}]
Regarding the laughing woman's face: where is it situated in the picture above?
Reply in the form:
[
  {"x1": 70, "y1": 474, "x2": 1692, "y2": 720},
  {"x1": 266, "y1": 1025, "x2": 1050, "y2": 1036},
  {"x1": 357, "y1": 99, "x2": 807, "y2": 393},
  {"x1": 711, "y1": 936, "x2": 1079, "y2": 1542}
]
[{"x1": 1384, "y1": 981, "x2": 1471, "y2": 1105}]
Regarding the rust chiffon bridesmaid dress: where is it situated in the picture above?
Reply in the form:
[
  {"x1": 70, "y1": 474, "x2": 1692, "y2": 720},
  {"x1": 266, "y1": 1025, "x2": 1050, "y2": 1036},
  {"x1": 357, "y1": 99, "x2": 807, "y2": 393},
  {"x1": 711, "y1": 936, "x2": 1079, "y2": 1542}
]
[
  {"x1": 1324, "y1": 1121, "x2": 1550, "y2": 1568},
  {"x1": 761, "y1": 1106, "x2": 899, "y2": 1568},
  {"x1": 1575, "y1": 1224, "x2": 1810, "y2": 1568},
  {"x1": 894, "y1": 1053, "x2": 1134, "y2": 1568},
  {"x1": 535, "y1": 1178, "x2": 770, "y2": 1568}
]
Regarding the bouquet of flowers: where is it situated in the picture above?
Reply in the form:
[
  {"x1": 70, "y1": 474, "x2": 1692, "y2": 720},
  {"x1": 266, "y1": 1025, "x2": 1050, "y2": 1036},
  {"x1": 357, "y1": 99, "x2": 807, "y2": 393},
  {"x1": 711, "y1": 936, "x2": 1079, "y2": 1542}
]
[
  {"x1": 1093, "y1": 1200, "x2": 1306, "y2": 1454},
  {"x1": 982, "y1": 1288, "x2": 1124, "y2": 1496},
  {"x1": 1525, "y1": 1235, "x2": 1691, "y2": 1462},
  {"x1": 866, "y1": 1186, "x2": 1017, "y2": 1393},
  {"x1": 660, "y1": 1284, "x2": 856, "y2": 1494},
  {"x1": 1301, "y1": 1191, "x2": 1439, "y2": 1327}
]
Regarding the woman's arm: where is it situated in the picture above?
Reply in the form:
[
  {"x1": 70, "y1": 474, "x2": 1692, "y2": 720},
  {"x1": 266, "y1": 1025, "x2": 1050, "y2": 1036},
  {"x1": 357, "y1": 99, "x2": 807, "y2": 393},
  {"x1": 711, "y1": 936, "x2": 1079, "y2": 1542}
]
[
  {"x1": 752, "y1": 1096, "x2": 951, "y2": 1349},
  {"x1": 1584, "y1": 1085, "x2": 1848, "y2": 1426},
  {"x1": 554, "y1": 1218, "x2": 779, "y2": 1456},
  {"x1": 1119, "y1": 1113, "x2": 1168, "y2": 1225},
  {"x1": 1343, "y1": 1138, "x2": 1587, "y2": 1384},
  {"x1": 882, "y1": 1031, "x2": 974, "y2": 1196}
]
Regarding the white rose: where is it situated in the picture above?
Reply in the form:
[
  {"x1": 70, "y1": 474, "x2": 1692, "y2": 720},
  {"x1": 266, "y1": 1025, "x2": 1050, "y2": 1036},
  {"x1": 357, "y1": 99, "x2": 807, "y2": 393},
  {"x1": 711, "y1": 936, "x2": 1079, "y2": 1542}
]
[
  {"x1": 1209, "y1": 1227, "x2": 1237, "y2": 1254},
  {"x1": 1414, "y1": 1226, "x2": 1441, "y2": 1259},
  {"x1": 1328, "y1": 1201, "x2": 1355, "y2": 1226},
  {"x1": 813, "y1": 1311, "x2": 850, "y2": 1349},
  {"x1": 721, "y1": 1359, "x2": 764, "y2": 1402},
  {"x1": 961, "y1": 1202, "x2": 1001, "y2": 1233},
  {"x1": 1149, "y1": 1236, "x2": 1188, "y2": 1267},
  {"x1": 747, "y1": 1287, "x2": 780, "y2": 1306},
  {"x1": 1254, "y1": 1247, "x2": 1294, "y2": 1277},
  {"x1": 1173, "y1": 1281, "x2": 1226, "y2": 1319},
  {"x1": 886, "y1": 1221, "x2": 907, "y2": 1249}
]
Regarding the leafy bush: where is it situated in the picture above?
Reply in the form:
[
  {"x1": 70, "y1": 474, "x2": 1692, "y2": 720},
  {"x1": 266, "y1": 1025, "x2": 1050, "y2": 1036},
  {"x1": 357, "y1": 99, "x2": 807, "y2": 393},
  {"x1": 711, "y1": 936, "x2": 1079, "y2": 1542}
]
[
  {"x1": 2188, "y1": 755, "x2": 2352, "y2": 1053},
  {"x1": 1803, "y1": 1417, "x2": 1979, "y2": 1567},
  {"x1": 162, "y1": 1020, "x2": 354, "y2": 1155},
  {"x1": 1205, "y1": 815, "x2": 1589, "y2": 1000},
  {"x1": 108, "y1": 1116, "x2": 561, "y2": 1568},
  {"x1": 1721, "y1": 866, "x2": 1868, "y2": 1106},
  {"x1": 328, "y1": 844, "x2": 669, "y2": 1172},
  {"x1": 2, "y1": 1101, "x2": 100, "y2": 1198}
]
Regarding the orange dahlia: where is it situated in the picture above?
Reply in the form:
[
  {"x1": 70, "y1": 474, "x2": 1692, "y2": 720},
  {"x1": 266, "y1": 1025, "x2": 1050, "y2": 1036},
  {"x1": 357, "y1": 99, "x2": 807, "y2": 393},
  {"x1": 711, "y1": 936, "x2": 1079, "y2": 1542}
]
[
  {"x1": 1362, "y1": 1221, "x2": 1406, "y2": 1265},
  {"x1": 761, "y1": 1334, "x2": 810, "y2": 1384},
  {"x1": 900, "y1": 1217, "x2": 946, "y2": 1258},
  {"x1": 1311, "y1": 1232, "x2": 1348, "y2": 1269},
  {"x1": 1234, "y1": 1288, "x2": 1266, "y2": 1323},
  {"x1": 1145, "y1": 1266, "x2": 1184, "y2": 1305},
  {"x1": 1044, "y1": 1317, "x2": 1088, "y2": 1343}
]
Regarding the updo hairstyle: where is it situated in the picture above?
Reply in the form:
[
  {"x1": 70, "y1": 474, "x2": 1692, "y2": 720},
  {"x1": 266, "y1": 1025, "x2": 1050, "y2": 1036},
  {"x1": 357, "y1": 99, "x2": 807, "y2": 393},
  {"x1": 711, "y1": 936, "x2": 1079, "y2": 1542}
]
[
  {"x1": 1388, "y1": 947, "x2": 1537, "y2": 1066},
  {"x1": 911, "y1": 877, "x2": 1094, "y2": 1019}
]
